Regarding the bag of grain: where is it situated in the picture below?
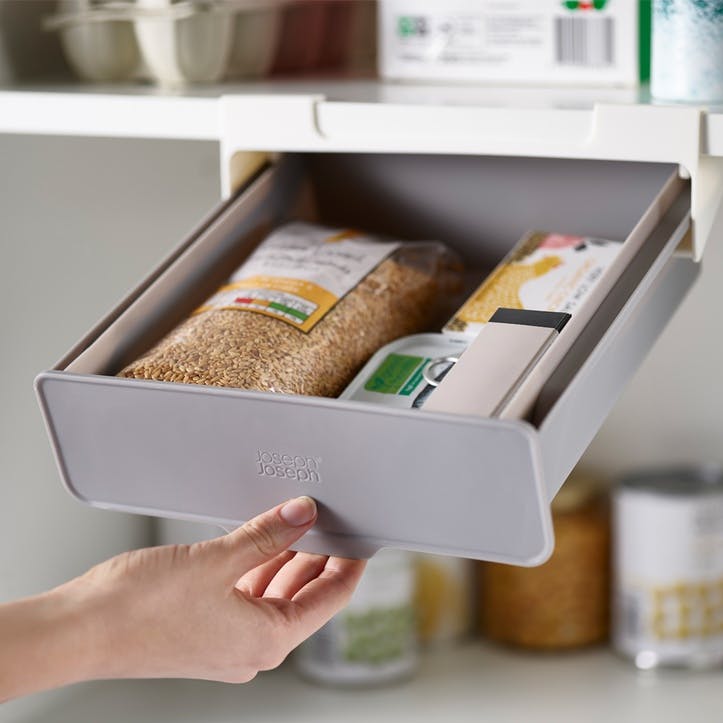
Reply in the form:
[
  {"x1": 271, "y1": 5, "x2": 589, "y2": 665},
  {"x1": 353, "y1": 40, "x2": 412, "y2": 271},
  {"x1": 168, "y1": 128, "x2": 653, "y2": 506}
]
[{"x1": 120, "y1": 222, "x2": 462, "y2": 397}]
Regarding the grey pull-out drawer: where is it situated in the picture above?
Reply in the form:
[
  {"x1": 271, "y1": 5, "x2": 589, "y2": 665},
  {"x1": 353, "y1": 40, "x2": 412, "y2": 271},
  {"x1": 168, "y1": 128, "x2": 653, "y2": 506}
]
[{"x1": 36, "y1": 153, "x2": 696, "y2": 565}]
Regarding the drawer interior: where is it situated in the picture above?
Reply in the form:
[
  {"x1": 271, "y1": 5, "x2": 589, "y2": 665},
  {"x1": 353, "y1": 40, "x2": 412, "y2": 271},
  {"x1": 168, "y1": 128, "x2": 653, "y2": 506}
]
[
  {"x1": 63, "y1": 152, "x2": 686, "y2": 426},
  {"x1": 306, "y1": 153, "x2": 678, "y2": 267}
]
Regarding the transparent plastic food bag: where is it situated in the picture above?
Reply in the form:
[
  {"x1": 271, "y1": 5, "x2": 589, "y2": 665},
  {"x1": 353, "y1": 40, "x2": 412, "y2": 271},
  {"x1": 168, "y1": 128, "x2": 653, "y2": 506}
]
[{"x1": 120, "y1": 223, "x2": 462, "y2": 397}]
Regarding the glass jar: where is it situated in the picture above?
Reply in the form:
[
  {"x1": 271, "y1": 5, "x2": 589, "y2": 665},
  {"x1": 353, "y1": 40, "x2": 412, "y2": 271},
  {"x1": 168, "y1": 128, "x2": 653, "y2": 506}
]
[
  {"x1": 295, "y1": 549, "x2": 418, "y2": 686},
  {"x1": 480, "y1": 473, "x2": 610, "y2": 650},
  {"x1": 651, "y1": 0, "x2": 723, "y2": 102}
]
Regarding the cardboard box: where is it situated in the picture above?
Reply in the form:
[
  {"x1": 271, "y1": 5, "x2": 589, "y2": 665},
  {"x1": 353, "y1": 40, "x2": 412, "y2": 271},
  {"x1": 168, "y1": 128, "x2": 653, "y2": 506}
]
[{"x1": 379, "y1": 0, "x2": 650, "y2": 87}]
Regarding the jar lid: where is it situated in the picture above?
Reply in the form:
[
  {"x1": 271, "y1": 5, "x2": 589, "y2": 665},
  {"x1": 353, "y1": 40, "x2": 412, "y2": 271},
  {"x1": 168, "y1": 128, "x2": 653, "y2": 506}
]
[{"x1": 620, "y1": 465, "x2": 723, "y2": 496}]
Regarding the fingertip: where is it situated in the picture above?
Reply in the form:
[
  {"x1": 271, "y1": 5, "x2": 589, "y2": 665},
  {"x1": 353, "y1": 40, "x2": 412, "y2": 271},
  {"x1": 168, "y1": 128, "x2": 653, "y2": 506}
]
[
  {"x1": 220, "y1": 498, "x2": 318, "y2": 584},
  {"x1": 328, "y1": 557, "x2": 368, "y2": 589},
  {"x1": 279, "y1": 496, "x2": 317, "y2": 527}
]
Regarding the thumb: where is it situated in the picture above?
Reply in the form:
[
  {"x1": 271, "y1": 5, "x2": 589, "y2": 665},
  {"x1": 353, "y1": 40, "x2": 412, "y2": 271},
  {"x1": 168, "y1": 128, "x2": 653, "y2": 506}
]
[{"x1": 217, "y1": 497, "x2": 318, "y2": 583}]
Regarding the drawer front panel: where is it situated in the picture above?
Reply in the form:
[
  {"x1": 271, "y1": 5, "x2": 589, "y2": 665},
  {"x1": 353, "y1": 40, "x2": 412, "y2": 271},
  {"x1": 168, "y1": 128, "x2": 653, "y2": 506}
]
[{"x1": 37, "y1": 374, "x2": 552, "y2": 563}]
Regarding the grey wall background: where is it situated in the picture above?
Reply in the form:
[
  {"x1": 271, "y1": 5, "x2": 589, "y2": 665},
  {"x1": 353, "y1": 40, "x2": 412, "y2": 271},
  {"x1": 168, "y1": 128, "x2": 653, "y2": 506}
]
[
  {"x1": 583, "y1": 213, "x2": 723, "y2": 475},
  {"x1": 0, "y1": 135, "x2": 219, "y2": 720}
]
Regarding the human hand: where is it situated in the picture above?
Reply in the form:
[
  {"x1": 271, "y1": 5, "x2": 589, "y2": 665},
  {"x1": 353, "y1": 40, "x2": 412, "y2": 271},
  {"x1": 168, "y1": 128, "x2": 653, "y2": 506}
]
[{"x1": 0, "y1": 497, "x2": 366, "y2": 700}]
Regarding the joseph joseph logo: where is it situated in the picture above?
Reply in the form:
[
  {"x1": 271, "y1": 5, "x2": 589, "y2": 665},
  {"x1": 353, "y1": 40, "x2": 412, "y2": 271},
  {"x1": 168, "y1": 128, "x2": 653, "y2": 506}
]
[{"x1": 255, "y1": 450, "x2": 322, "y2": 483}]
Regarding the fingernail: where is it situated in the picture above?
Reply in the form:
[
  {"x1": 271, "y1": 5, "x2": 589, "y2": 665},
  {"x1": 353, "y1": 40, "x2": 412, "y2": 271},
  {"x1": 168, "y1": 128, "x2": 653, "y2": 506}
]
[{"x1": 280, "y1": 496, "x2": 317, "y2": 527}]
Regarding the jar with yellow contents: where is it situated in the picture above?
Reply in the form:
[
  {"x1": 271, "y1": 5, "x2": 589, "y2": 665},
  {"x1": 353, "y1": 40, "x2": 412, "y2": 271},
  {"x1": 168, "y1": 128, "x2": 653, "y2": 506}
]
[
  {"x1": 415, "y1": 554, "x2": 475, "y2": 647},
  {"x1": 480, "y1": 473, "x2": 610, "y2": 650}
]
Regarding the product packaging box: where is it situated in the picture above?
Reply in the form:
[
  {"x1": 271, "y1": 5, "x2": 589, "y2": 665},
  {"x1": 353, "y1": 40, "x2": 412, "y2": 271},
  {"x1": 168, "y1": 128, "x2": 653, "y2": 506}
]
[{"x1": 379, "y1": 0, "x2": 651, "y2": 87}]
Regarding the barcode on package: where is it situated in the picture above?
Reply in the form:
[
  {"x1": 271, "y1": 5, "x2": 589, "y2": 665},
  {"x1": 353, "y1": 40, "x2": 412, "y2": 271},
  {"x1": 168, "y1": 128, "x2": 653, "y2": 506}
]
[{"x1": 554, "y1": 16, "x2": 614, "y2": 67}]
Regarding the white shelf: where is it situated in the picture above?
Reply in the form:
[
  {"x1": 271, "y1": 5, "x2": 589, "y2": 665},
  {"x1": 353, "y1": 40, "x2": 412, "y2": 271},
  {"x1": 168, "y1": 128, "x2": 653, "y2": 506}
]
[
  {"x1": 2, "y1": 79, "x2": 723, "y2": 150},
  {"x1": 0, "y1": 84, "x2": 220, "y2": 141},
  {"x1": 5, "y1": 643, "x2": 722, "y2": 723},
  {"x1": 3, "y1": 79, "x2": 723, "y2": 257}
]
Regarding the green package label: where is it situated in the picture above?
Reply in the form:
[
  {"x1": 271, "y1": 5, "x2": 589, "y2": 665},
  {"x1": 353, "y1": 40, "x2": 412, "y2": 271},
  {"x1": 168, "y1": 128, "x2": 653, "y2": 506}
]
[
  {"x1": 364, "y1": 354, "x2": 429, "y2": 395},
  {"x1": 400, "y1": 363, "x2": 428, "y2": 396}
]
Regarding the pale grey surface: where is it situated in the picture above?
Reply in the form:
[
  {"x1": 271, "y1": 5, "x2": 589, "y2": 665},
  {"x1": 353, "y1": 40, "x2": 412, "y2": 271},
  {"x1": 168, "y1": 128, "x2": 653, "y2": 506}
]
[
  {"x1": 0, "y1": 134, "x2": 220, "y2": 718},
  {"x1": 3, "y1": 643, "x2": 722, "y2": 723},
  {"x1": 309, "y1": 154, "x2": 679, "y2": 264},
  {"x1": 38, "y1": 371, "x2": 553, "y2": 563}
]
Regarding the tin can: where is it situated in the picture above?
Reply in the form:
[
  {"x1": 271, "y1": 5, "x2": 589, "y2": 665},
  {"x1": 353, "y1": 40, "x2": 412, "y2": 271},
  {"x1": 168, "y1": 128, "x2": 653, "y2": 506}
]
[
  {"x1": 612, "y1": 467, "x2": 723, "y2": 669},
  {"x1": 295, "y1": 549, "x2": 418, "y2": 686}
]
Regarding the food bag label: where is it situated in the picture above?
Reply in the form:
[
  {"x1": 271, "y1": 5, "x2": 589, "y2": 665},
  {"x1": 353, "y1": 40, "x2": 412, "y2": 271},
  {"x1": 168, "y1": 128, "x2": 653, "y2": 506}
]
[
  {"x1": 196, "y1": 223, "x2": 400, "y2": 332},
  {"x1": 444, "y1": 231, "x2": 623, "y2": 340}
]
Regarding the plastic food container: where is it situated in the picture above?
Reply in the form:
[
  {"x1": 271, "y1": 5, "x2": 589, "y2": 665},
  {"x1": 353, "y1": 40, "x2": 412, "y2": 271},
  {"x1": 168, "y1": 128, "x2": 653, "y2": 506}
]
[{"x1": 44, "y1": 0, "x2": 285, "y2": 85}]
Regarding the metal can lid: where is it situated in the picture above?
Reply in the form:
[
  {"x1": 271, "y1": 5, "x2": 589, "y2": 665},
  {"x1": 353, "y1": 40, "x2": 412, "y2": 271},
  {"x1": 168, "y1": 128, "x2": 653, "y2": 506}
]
[{"x1": 619, "y1": 465, "x2": 723, "y2": 496}]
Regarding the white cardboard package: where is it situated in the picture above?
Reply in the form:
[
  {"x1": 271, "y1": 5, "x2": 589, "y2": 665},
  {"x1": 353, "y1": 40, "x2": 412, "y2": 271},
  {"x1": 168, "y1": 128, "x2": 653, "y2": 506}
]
[{"x1": 378, "y1": 0, "x2": 640, "y2": 87}]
